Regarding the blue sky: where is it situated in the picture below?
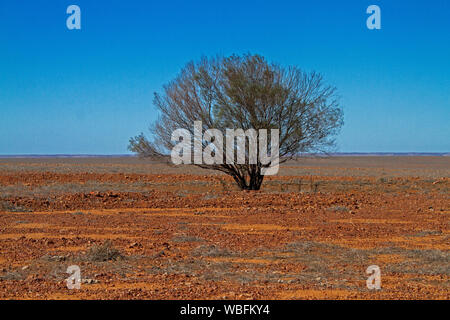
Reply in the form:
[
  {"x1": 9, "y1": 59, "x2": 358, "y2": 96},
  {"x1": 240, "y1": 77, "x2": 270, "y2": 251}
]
[{"x1": 0, "y1": 0, "x2": 449, "y2": 154}]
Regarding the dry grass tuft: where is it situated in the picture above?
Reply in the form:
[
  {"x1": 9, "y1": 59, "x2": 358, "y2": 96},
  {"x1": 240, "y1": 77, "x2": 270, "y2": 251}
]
[{"x1": 86, "y1": 241, "x2": 124, "y2": 262}]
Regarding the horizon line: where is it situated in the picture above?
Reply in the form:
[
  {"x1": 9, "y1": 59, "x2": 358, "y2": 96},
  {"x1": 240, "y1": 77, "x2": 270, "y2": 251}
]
[{"x1": 0, "y1": 152, "x2": 449, "y2": 158}]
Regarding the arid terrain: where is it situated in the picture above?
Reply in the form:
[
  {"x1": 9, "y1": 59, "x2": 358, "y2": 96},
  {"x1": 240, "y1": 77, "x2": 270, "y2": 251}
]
[{"x1": 0, "y1": 156, "x2": 448, "y2": 299}]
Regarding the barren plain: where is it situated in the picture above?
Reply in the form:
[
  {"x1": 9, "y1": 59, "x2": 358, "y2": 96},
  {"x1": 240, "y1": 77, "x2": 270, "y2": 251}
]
[{"x1": 0, "y1": 156, "x2": 448, "y2": 299}]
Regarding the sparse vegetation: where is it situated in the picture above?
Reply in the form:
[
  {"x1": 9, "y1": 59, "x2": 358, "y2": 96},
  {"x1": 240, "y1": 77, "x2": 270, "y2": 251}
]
[
  {"x1": 327, "y1": 205, "x2": 350, "y2": 212},
  {"x1": 0, "y1": 201, "x2": 31, "y2": 212},
  {"x1": 171, "y1": 235, "x2": 204, "y2": 243},
  {"x1": 193, "y1": 244, "x2": 234, "y2": 258},
  {"x1": 0, "y1": 157, "x2": 448, "y2": 299},
  {"x1": 86, "y1": 241, "x2": 124, "y2": 262}
]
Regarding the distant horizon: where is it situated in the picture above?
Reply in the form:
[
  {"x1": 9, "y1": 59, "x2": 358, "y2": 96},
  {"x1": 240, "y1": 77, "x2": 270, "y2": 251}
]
[{"x1": 0, "y1": 152, "x2": 449, "y2": 158}]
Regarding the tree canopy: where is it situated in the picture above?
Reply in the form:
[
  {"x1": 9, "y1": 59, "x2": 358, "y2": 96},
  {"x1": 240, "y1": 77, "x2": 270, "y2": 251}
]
[{"x1": 129, "y1": 54, "x2": 344, "y2": 190}]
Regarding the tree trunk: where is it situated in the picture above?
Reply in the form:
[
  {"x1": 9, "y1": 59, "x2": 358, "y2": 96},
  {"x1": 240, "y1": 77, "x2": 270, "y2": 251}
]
[{"x1": 234, "y1": 172, "x2": 264, "y2": 190}]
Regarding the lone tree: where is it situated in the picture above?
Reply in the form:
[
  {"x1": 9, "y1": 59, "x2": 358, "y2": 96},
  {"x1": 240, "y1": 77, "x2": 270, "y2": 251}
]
[{"x1": 129, "y1": 54, "x2": 343, "y2": 190}]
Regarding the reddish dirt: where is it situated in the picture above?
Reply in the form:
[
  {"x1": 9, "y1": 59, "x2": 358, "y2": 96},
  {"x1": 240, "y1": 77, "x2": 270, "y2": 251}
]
[{"x1": 0, "y1": 157, "x2": 448, "y2": 300}]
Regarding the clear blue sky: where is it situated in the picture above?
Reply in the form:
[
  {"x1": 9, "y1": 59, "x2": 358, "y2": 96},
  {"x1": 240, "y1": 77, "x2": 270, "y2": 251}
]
[{"x1": 0, "y1": 0, "x2": 449, "y2": 154}]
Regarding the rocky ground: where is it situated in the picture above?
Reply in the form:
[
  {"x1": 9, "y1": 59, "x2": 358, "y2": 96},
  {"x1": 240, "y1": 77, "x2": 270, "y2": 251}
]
[{"x1": 0, "y1": 157, "x2": 448, "y2": 299}]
